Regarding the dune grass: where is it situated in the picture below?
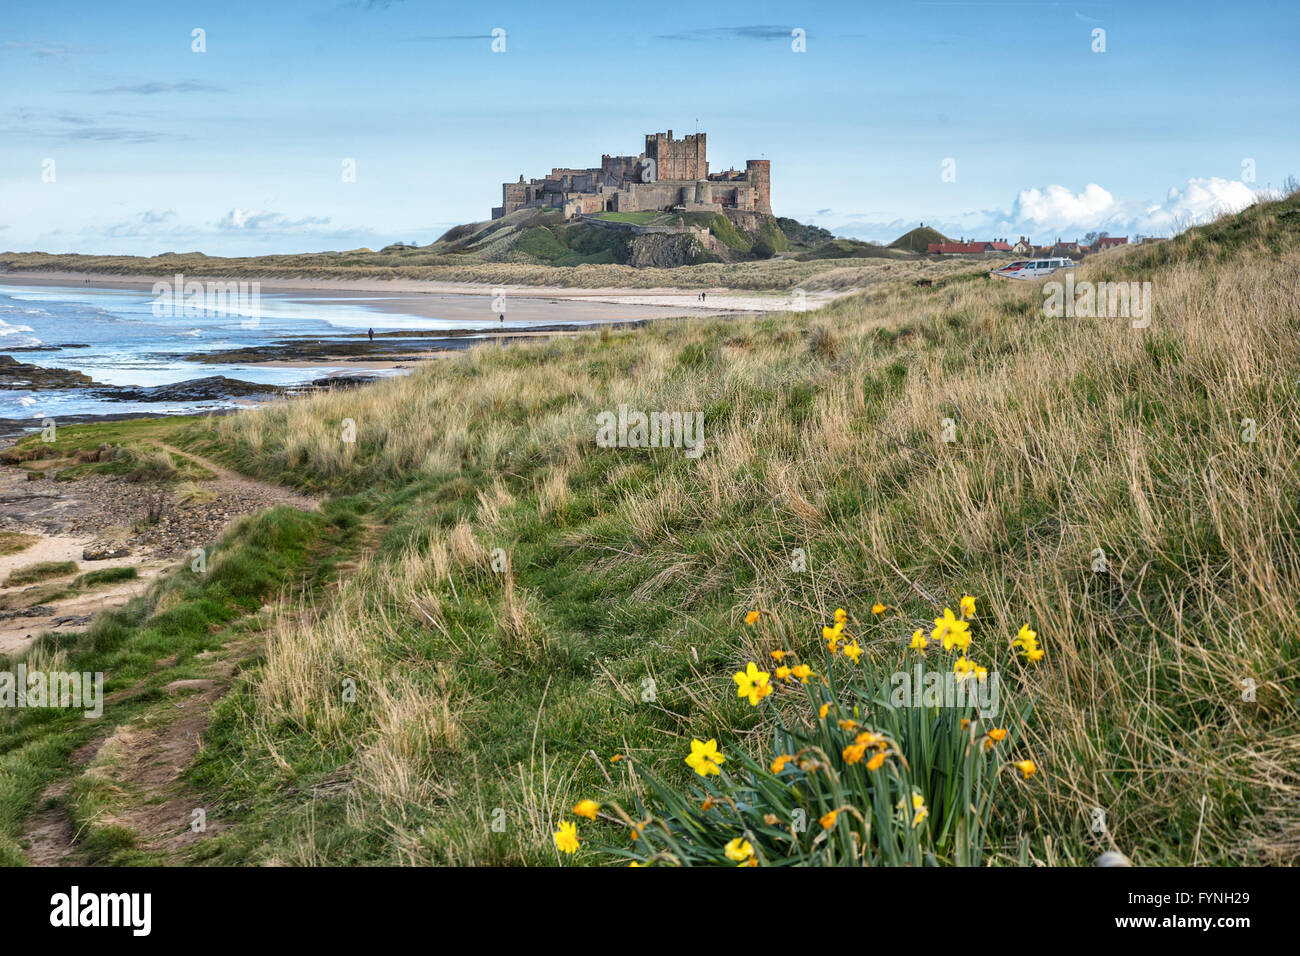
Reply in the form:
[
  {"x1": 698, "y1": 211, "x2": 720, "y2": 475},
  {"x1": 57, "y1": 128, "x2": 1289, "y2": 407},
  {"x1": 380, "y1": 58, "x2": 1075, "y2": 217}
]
[{"x1": 146, "y1": 191, "x2": 1300, "y2": 866}]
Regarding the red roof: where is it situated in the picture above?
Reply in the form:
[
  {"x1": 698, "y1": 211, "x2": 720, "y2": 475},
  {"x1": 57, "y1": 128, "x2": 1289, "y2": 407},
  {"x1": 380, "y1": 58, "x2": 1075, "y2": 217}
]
[
  {"x1": 1095, "y1": 236, "x2": 1129, "y2": 248},
  {"x1": 927, "y1": 241, "x2": 1007, "y2": 254}
]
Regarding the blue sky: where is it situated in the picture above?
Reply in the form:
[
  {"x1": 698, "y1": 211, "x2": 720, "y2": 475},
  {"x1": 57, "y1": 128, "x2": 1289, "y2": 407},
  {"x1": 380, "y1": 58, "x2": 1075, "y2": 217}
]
[{"x1": 1, "y1": 0, "x2": 1296, "y2": 255}]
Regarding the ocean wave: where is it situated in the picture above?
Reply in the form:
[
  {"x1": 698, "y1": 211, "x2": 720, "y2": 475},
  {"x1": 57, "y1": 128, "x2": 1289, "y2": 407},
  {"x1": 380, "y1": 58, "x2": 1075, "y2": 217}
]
[{"x1": 0, "y1": 318, "x2": 41, "y2": 346}]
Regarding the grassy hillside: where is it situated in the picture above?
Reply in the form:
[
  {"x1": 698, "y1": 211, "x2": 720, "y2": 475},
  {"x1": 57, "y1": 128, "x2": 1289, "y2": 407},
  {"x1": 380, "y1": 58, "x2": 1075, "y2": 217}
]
[
  {"x1": 891, "y1": 225, "x2": 953, "y2": 253},
  {"x1": 5, "y1": 191, "x2": 1298, "y2": 866}
]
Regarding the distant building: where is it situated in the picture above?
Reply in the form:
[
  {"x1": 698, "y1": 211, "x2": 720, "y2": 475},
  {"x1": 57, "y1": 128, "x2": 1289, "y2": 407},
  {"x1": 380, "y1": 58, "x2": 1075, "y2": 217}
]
[
  {"x1": 1011, "y1": 236, "x2": 1033, "y2": 254},
  {"x1": 1052, "y1": 238, "x2": 1082, "y2": 255},
  {"x1": 491, "y1": 130, "x2": 771, "y2": 224},
  {"x1": 1093, "y1": 236, "x2": 1129, "y2": 251},
  {"x1": 927, "y1": 238, "x2": 1012, "y2": 254}
]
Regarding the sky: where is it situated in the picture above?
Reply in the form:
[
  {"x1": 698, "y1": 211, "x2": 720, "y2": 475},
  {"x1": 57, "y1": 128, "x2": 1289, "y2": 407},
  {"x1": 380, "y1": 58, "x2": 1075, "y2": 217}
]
[{"x1": 1, "y1": 0, "x2": 1296, "y2": 255}]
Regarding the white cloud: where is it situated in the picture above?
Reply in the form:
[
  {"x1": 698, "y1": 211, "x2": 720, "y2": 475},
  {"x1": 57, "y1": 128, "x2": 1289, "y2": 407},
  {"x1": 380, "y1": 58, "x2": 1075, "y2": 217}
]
[
  {"x1": 217, "y1": 209, "x2": 332, "y2": 232},
  {"x1": 1010, "y1": 183, "x2": 1118, "y2": 228},
  {"x1": 1135, "y1": 177, "x2": 1257, "y2": 234}
]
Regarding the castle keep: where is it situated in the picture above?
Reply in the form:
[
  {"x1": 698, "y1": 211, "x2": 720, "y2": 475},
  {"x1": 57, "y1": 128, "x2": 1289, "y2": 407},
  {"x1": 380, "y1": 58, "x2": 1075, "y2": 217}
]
[{"x1": 491, "y1": 130, "x2": 771, "y2": 225}]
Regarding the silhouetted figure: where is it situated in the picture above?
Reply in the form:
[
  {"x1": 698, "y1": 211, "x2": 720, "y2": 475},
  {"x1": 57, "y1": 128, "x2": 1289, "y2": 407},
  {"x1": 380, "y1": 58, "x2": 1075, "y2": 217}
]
[{"x1": 368, "y1": 327, "x2": 374, "y2": 341}]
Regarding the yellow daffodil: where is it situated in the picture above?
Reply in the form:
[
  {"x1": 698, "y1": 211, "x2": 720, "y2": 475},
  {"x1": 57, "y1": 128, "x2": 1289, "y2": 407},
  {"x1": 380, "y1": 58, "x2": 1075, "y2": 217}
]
[
  {"x1": 984, "y1": 728, "x2": 1007, "y2": 751},
  {"x1": 842, "y1": 742, "x2": 867, "y2": 764},
  {"x1": 770, "y1": 754, "x2": 794, "y2": 774},
  {"x1": 1012, "y1": 624, "x2": 1045, "y2": 663},
  {"x1": 823, "y1": 624, "x2": 844, "y2": 654},
  {"x1": 909, "y1": 629, "x2": 929, "y2": 651},
  {"x1": 960, "y1": 595, "x2": 976, "y2": 619},
  {"x1": 701, "y1": 796, "x2": 717, "y2": 811},
  {"x1": 745, "y1": 610, "x2": 762, "y2": 626},
  {"x1": 960, "y1": 718, "x2": 972, "y2": 729},
  {"x1": 834, "y1": 607, "x2": 848, "y2": 625},
  {"x1": 866, "y1": 750, "x2": 887, "y2": 771},
  {"x1": 724, "y1": 837, "x2": 754, "y2": 863},
  {"x1": 855, "y1": 730, "x2": 884, "y2": 748},
  {"x1": 844, "y1": 640, "x2": 863, "y2": 662},
  {"x1": 820, "y1": 810, "x2": 839, "y2": 830},
  {"x1": 791, "y1": 664, "x2": 812, "y2": 683},
  {"x1": 553, "y1": 820, "x2": 579, "y2": 854},
  {"x1": 775, "y1": 664, "x2": 793, "y2": 682},
  {"x1": 734, "y1": 661, "x2": 773, "y2": 706},
  {"x1": 770, "y1": 649, "x2": 787, "y2": 662},
  {"x1": 685, "y1": 738, "x2": 725, "y2": 777},
  {"x1": 953, "y1": 656, "x2": 976, "y2": 680},
  {"x1": 1013, "y1": 759, "x2": 1038, "y2": 779},
  {"x1": 572, "y1": 799, "x2": 599, "y2": 821},
  {"x1": 837, "y1": 718, "x2": 860, "y2": 731},
  {"x1": 933, "y1": 607, "x2": 972, "y2": 650},
  {"x1": 973, "y1": 663, "x2": 988, "y2": 681},
  {"x1": 610, "y1": 754, "x2": 624, "y2": 763},
  {"x1": 910, "y1": 793, "x2": 928, "y2": 827},
  {"x1": 819, "y1": 702, "x2": 832, "y2": 719},
  {"x1": 872, "y1": 602, "x2": 887, "y2": 614}
]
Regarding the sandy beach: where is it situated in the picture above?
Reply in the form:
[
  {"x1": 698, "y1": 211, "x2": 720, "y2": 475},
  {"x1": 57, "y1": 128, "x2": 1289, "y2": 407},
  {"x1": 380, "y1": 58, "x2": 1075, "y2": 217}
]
[{"x1": 0, "y1": 270, "x2": 844, "y2": 320}]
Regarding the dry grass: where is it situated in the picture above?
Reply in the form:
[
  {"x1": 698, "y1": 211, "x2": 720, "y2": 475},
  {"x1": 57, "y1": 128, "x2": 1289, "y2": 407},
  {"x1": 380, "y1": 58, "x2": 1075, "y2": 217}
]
[{"x1": 192, "y1": 193, "x2": 1300, "y2": 864}]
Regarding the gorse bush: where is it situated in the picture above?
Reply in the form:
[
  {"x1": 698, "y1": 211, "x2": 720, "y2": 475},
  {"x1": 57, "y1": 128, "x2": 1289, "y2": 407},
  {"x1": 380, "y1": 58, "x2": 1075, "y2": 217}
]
[{"x1": 562, "y1": 598, "x2": 1042, "y2": 866}]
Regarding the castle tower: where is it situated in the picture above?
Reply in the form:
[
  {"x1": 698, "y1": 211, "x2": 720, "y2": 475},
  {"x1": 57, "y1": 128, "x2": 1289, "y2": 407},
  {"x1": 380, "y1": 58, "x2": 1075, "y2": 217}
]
[
  {"x1": 745, "y1": 159, "x2": 771, "y2": 214},
  {"x1": 644, "y1": 130, "x2": 707, "y2": 181}
]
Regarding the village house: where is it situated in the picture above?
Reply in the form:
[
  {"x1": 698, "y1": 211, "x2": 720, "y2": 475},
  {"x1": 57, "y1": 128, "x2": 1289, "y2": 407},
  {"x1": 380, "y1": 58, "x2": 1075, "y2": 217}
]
[{"x1": 926, "y1": 238, "x2": 1013, "y2": 255}]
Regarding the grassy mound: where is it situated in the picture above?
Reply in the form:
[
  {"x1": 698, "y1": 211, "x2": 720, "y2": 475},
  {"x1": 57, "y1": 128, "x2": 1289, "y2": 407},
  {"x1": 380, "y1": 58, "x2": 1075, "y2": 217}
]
[{"x1": 891, "y1": 225, "x2": 953, "y2": 253}]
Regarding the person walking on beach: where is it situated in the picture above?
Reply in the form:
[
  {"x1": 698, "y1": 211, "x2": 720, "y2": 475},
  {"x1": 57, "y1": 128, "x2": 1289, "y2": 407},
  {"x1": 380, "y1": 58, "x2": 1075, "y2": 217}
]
[
  {"x1": 499, "y1": 313, "x2": 505, "y2": 328},
  {"x1": 367, "y1": 327, "x2": 374, "y2": 341}
]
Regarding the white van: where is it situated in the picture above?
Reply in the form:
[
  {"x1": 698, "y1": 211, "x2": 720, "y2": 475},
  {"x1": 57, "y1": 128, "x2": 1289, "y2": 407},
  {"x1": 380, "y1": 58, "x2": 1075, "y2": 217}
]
[{"x1": 990, "y1": 258, "x2": 1077, "y2": 280}]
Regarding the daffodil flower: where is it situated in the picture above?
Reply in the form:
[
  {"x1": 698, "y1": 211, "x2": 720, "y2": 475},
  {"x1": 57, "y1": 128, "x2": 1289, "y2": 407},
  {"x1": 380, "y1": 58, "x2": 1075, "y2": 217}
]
[
  {"x1": 685, "y1": 738, "x2": 726, "y2": 777},
  {"x1": 733, "y1": 661, "x2": 772, "y2": 706},
  {"x1": 554, "y1": 819, "x2": 580, "y2": 854}
]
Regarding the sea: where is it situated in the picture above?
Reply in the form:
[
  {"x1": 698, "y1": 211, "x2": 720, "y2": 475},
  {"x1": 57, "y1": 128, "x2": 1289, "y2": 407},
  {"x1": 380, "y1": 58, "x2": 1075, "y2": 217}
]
[{"x1": 0, "y1": 282, "x2": 535, "y2": 423}]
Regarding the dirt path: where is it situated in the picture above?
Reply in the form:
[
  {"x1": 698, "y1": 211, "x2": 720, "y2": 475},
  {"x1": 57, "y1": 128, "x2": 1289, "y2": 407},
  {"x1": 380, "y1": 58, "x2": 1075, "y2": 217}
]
[{"x1": 146, "y1": 442, "x2": 320, "y2": 512}]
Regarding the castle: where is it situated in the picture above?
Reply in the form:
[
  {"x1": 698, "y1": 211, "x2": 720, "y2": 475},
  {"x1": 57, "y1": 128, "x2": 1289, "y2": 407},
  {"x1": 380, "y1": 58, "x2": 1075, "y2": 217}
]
[{"x1": 491, "y1": 130, "x2": 771, "y2": 227}]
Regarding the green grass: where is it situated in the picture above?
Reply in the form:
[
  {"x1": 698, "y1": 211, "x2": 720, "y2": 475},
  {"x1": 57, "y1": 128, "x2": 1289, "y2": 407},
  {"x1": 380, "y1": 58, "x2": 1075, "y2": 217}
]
[
  {"x1": 5, "y1": 561, "x2": 78, "y2": 587},
  {"x1": 0, "y1": 498, "x2": 366, "y2": 865},
  {"x1": 591, "y1": 211, "x2": 659, "y2": 225},
  {"x1": 74, "y1": 566, "x2": 138, "y2": 588},
  {"x1": 4, "y1": 191, "x2": 1297, "y2": 867}
]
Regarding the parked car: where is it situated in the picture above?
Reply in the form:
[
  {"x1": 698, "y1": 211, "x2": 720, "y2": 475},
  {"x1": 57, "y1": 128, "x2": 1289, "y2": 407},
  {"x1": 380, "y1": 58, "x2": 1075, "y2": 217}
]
[{"x1": 990, "y1": 257, "x2": 1078, "y2": 279}]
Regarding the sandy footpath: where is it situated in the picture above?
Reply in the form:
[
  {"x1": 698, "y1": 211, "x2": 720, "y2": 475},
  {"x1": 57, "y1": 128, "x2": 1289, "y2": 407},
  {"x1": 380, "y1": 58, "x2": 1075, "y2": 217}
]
[{"x1": 0, "y1": 270, "x2": 844, "y2": 318}]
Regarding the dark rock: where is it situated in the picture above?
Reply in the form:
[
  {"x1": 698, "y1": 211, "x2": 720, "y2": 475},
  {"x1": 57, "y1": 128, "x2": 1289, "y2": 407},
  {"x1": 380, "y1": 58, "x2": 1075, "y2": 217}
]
[{"x1": 83, "y1": 545, "x2": 131, "y2": 560}]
